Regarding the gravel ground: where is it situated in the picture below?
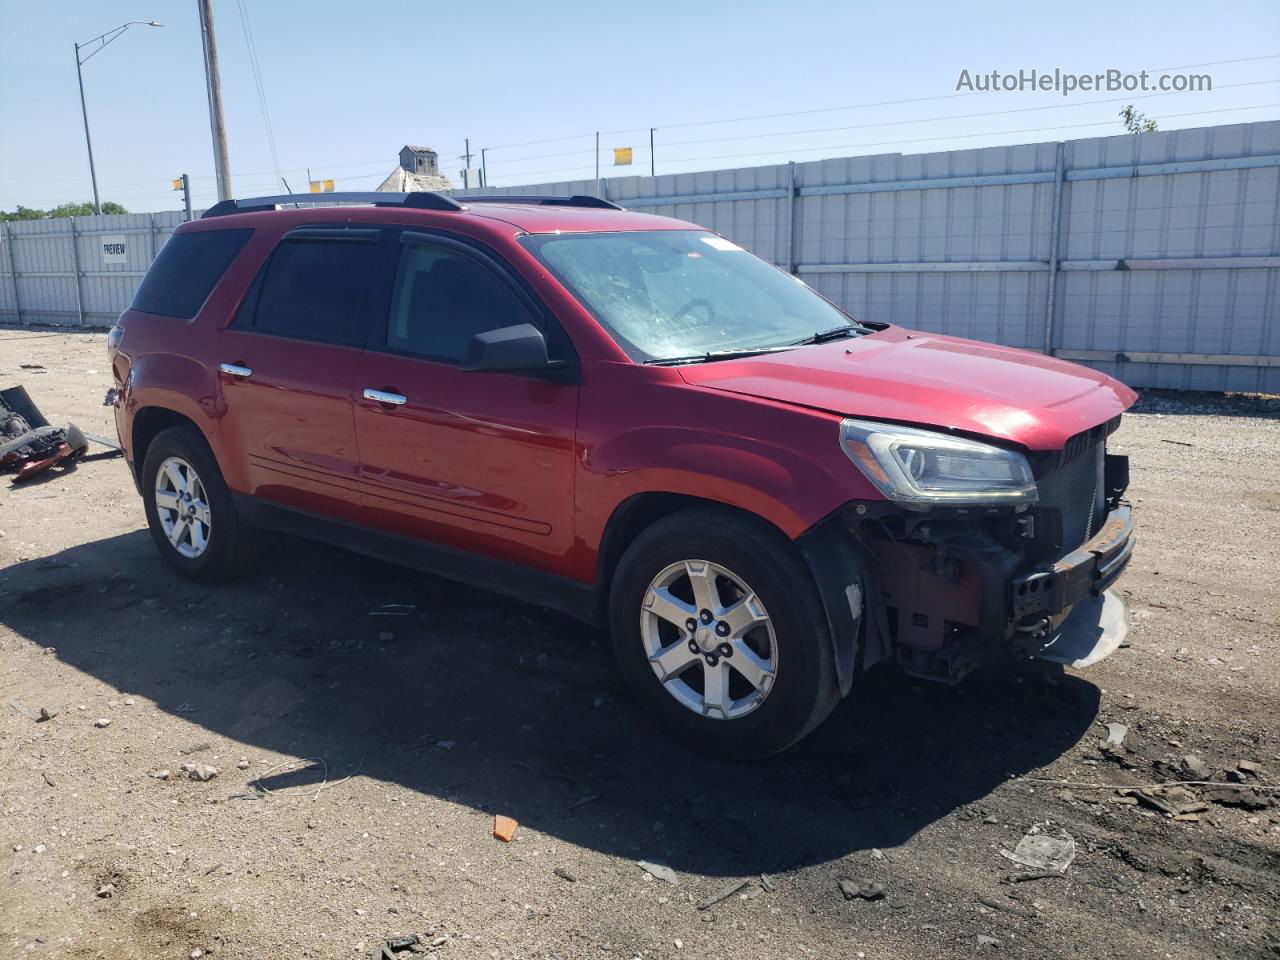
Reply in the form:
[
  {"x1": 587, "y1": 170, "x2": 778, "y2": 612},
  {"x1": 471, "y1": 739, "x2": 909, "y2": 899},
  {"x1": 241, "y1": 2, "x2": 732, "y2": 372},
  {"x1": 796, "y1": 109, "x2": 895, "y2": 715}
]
[{"x1": 1, "y1": 328, "x2": 1278, "y2": 960}]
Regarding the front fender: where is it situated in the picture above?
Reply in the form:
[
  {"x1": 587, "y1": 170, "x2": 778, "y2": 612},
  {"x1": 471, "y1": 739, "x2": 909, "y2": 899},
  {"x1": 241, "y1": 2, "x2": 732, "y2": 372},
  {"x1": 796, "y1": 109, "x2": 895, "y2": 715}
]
[{"x1": 575, "y1": 371, "x2": 879, "y2": 563}]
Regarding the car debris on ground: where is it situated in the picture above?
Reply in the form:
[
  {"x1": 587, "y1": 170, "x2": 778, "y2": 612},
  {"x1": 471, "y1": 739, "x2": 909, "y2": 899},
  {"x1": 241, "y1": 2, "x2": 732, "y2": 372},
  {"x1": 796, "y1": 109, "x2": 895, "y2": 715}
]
[
  {"x1": 365, "y1": 933, "x2": 426, "y2": 959},
  {"x1": 999, "y1": 826, "x2": 1077, "y2": 873},
  {"x1": 1, "y1": 384, "x2": 119, "y2": 484},
  {"x1": 637, "y1": 860, "x2": 679, "y2": 884},
  {"x1": 698, "y1": 878, "x2": 755, "y2": 910},
  {"x1": 838, "y1": 878, "x2": 887, "y2": 901}
]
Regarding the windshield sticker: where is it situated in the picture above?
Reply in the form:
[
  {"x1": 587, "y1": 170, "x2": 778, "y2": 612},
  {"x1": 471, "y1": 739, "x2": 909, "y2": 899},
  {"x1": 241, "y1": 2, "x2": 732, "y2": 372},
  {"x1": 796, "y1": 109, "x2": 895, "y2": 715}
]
[{"x1": 701, "y1": 236, "x2": 743, "y2": 252}]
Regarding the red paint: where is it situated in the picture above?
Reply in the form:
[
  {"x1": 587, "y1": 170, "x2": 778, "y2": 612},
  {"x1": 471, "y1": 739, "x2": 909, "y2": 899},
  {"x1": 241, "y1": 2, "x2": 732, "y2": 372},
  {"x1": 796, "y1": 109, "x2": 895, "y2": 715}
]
[{"x1": 113, "y1": 202, "x2": 1136, "y2": 588}]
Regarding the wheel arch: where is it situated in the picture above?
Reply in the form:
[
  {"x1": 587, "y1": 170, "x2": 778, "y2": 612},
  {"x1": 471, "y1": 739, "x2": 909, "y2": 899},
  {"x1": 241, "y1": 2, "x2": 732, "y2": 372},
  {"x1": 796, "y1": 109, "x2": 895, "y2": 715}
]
[
  {"x1": 130, "y1": 407, "x2": 203, "y2": 489},
  {"x1": 595, "y1": 492, "x2": 796, "y2": 622},
  {"x1": 599, "y1": 494, "x2": 879, "y2": 699}
]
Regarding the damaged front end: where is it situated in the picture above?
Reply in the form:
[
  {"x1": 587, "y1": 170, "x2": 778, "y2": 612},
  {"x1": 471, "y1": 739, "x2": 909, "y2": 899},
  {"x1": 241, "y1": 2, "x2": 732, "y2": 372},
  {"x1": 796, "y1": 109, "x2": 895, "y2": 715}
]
[{"x1": 801, "y1": 416, "x2": 1135, "y2": 688}]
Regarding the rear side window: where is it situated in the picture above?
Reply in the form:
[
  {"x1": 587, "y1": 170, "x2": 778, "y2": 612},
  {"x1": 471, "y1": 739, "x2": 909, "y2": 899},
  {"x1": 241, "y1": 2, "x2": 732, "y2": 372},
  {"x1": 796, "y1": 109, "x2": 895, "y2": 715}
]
[
  {"x1": 244, "y1": 237, "x2": 377, "y2": 345},
  {"x1": 131, "y1": 229, "x2": 252, "y2": 319},
  {"x1": 386, "y1": 242, "x2": 536, "y2": 363}
]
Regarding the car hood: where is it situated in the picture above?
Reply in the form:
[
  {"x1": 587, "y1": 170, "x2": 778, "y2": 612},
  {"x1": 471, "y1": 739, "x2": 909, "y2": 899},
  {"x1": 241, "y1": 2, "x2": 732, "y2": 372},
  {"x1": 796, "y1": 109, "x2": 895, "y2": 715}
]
[{"x1": 677, "y1": 327, "x2": 1137, "y2": 450}]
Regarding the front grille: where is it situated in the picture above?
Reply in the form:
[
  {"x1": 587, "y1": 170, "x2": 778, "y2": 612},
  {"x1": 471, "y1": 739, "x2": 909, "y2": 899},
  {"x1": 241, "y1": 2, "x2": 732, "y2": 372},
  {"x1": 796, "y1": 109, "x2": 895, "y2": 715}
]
[{"x1": 1037, "y1": 439, "x2": 1105, "y2": 555}]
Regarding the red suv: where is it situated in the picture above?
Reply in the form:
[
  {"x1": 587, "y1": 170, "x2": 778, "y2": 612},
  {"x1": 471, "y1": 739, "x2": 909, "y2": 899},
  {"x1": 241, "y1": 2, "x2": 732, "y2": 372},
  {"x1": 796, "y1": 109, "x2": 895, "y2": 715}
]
[{"x1": 109, "y1": 191, "x2": 1136, "y2": 755}]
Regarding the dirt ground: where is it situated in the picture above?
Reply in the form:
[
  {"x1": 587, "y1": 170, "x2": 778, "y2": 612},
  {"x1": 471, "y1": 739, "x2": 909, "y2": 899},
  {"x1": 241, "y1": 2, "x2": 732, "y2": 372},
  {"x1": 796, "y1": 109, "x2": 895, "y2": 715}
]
[{"x1": 1, "y1": 327, "x2": 1278, "y2": 960}]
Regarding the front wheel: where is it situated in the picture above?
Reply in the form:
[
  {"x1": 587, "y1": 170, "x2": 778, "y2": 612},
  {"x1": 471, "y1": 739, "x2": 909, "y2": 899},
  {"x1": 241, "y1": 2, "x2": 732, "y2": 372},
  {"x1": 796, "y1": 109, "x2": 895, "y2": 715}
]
[{"x1": 608, "y1": 508, "x2": 840, "y2": 757}]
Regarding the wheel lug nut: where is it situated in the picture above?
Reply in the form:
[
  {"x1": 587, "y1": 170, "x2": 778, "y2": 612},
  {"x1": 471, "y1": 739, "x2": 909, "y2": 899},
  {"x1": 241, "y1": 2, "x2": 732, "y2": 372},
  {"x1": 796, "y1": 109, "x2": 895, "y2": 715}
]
[
  {"x1": 714, "y1": 621, "x2": 729, "y2": 637},
  {"x1": 718, "y1": 643, "x2": 732, "y2": 657},
  {"x1": 699, "y1": 609, "x2": 713, "y2": 624},
  {"x1": 686, "y1": 618, "x2": 697, "y2": 632},
  {"x1": 704, "y1": 654, "x2": 717, "y2": 666},
  {"x1": 688, "y1": 639, "x2": 699, "y2": 653}
]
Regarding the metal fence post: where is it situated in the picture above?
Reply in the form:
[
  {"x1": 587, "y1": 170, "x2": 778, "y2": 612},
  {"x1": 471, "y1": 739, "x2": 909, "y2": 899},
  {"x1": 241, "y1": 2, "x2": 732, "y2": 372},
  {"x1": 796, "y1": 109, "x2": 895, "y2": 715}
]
[
  {"x1": 69, "y1": 216, "x2": 86, "y2": 327},
  {"x1": 785, "y1": 161, "x2": 797, "y2": 274},
  {"x1": 1042, "y1": 141, "x2": 1066, "y2": 355},
  {"x1": 3, "y1": 221, "x2": 22, "y2": 325},
  {"x1": 149, "y1": 212, "x2": 158, "y2": 260}
]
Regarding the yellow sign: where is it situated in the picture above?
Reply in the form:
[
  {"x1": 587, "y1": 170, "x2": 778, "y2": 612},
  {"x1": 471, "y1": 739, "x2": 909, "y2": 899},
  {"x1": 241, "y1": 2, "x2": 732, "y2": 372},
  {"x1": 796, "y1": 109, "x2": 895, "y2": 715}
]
[
  {"x1": 172, "y1": 179, "x2": 184, "y2": 191},
  {"x1": 613, "y1": 147, "x2": 633, "y2": 166},
  {"x1": 309, "y1": 179, "x2": 335, "y2": 193}
]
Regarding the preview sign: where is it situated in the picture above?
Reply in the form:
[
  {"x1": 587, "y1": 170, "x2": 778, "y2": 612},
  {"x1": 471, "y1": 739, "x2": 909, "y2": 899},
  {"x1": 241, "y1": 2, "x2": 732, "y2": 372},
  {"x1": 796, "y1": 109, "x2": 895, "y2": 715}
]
[{"x1": 101, "y1": 235, "x2": 127, "y2": 265}]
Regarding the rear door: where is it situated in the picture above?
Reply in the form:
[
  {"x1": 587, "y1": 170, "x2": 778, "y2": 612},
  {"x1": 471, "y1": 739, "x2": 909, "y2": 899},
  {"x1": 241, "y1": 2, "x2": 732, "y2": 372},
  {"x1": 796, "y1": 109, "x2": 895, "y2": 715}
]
[
  {"x1": 217, "y1": 227, "x2": 380, "y2": 521},
  {"x1": 352, "y1": 231, "x2": 579, "y2": 574}
]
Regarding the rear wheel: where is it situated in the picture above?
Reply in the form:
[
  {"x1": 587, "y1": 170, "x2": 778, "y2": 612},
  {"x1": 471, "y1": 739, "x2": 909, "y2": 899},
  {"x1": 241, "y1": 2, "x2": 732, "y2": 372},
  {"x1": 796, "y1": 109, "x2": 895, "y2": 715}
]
[
  {"x1": 609, "y1": 508, "x2": 840, "y2": 757},
  {"x1": 141, "y1": 425, "x2": 260, "y2": 582}
]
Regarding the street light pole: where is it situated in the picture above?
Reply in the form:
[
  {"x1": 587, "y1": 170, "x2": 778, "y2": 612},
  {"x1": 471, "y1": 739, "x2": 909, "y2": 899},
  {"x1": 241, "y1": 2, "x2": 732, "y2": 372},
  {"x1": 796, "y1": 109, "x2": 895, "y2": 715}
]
[
  {"x1": 73, "y1": 21, "x2": 163, "y2": 215},
  {"x1": 73, "y1": 44, "x2": 100, "y2": 215}
]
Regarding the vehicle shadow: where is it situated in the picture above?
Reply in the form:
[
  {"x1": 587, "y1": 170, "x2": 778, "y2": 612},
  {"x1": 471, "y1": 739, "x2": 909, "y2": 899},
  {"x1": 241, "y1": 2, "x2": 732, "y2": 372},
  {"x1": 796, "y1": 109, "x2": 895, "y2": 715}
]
[{"x1": 1, "y1": 529, "x2": 1100, "y2": 877}]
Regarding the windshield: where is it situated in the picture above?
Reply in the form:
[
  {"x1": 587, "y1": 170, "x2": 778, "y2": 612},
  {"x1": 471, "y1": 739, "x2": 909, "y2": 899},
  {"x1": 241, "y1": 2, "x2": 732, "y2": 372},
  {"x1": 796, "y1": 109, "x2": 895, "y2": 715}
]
[{"x1": 520, "y1": 230, "x2": 859, "y2": 363}]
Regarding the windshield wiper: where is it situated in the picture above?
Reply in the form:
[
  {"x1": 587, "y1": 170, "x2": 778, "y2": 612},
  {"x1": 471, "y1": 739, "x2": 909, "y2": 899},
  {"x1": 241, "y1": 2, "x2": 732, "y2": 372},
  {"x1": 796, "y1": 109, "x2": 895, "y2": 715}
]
[
  {"x1": 789, "y1": 324, "x2": 869, "y2": 346},
  {"x1": 645, "y1": 346, "x2": 796, "y2": 366}
]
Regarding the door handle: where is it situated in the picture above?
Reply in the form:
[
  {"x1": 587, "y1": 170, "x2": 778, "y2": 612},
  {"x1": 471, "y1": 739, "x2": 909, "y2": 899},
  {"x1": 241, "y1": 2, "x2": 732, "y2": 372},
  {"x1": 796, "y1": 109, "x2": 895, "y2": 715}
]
[
  {"x1": 363, "y1": 388, "x2": 407, "y2": 406},
  {"x1": 219, "y1": 363, "x2": 253, "y2": 378}
]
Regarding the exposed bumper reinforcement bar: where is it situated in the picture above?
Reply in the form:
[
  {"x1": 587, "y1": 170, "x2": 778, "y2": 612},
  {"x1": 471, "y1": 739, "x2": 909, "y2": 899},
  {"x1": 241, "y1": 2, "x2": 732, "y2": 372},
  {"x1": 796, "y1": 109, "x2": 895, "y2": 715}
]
[{"x1": 1012, "y1": 504, "x2": 1135, "y2": 620}]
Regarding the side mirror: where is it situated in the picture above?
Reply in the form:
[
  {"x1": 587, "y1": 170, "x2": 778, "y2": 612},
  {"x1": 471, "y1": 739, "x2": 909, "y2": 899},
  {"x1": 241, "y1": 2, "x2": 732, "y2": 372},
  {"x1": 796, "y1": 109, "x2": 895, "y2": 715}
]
[{"x1": 460, "y1": 323, "x2": 551, "y2": 373}]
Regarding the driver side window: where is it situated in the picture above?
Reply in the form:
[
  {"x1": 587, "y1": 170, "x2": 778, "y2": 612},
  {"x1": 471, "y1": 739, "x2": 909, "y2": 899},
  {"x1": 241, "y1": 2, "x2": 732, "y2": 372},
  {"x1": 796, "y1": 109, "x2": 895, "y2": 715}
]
[{"x1": 386, "y1": 242, "x2": 537, "y2": 364}]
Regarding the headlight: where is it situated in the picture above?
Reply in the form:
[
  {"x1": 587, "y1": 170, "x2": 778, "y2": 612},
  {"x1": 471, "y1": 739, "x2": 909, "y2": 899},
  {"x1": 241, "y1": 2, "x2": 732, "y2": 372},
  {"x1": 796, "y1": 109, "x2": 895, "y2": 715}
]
[{"x1": 839, "y1": 418, "x2": 1037, "y2": 508}]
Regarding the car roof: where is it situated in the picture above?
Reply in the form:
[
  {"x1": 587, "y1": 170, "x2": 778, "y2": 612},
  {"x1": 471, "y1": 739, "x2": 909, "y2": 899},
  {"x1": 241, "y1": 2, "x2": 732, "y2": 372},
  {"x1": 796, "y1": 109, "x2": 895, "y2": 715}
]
[
  {"x1": 462, "y1": 202, "x2": 693, "y2": 234},
  {"x1": 191, "y1": 193, "x2": 696, "y2": 236}
]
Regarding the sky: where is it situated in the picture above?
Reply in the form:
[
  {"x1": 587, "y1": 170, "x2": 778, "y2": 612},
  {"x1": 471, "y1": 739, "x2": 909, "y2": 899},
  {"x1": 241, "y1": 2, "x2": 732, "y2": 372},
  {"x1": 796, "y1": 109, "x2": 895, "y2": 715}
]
[{"x1": 1, "y1": 0, "x2": 1278, "y2": 214}]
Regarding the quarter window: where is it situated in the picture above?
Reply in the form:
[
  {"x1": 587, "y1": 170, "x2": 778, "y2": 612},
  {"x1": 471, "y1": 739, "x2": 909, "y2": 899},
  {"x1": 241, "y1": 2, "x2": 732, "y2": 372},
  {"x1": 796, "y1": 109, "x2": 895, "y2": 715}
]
[
  {"x1": 248, "y1": 237, "x2": 377, "y2": 344},
  {"x1": 386, "y1": 242, "x2": 536, "y2": 363},
  {"x1": 131, "y1": 228, "x2": 251, "y2": 319}
]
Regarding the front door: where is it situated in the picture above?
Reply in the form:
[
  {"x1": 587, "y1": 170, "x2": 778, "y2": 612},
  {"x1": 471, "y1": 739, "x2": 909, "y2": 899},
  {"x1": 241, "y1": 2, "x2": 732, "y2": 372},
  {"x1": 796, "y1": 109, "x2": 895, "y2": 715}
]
[
  {"x1": 352, "y1": 232, "x2": 579, "y2": 575},
  {"x1": 217, "y1": 227, "x2": 380, "y2": 521}
]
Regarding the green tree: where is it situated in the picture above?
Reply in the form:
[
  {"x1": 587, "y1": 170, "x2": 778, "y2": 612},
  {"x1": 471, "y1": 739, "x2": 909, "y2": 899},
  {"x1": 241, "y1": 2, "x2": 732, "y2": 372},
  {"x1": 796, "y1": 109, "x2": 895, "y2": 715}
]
[
  {"x1": 1120, "y1": 105, "x2": 1158, "y2": 134},
  {"x1": 1, "y1": 201, "x2": 129, "y2": 221}
]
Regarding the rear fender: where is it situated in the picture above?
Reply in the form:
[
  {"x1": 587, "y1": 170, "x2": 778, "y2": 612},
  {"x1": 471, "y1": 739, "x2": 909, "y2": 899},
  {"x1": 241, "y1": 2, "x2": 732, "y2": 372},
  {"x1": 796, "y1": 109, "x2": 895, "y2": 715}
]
[{"x1": 125, "y1": 353, "x2": 233, "y2": 484}]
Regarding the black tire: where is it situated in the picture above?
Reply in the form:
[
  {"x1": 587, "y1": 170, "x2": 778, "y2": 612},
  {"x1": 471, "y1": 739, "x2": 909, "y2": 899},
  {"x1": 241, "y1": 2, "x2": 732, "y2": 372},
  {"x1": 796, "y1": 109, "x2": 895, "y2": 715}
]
[
  {"x1": 609, "y1": 507, "x2": 841, "y2": 757},
  {"x1": 140, "y1": 424, "x2": 261, "y2": 582}
]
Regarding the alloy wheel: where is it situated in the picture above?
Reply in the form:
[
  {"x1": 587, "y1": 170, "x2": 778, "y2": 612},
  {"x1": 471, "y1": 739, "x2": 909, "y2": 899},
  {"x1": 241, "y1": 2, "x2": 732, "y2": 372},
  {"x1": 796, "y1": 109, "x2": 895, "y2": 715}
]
[
  {"x1": 154, "y1": 456, "x2": 212, "y2": 559},
  {"x1": 640, "y1": 559, "x2": 778, "y2": 720}
]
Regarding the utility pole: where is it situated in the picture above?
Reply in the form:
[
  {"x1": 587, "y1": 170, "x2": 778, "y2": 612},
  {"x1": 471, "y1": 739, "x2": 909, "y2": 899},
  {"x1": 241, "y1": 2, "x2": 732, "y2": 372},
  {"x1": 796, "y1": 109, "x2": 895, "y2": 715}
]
[
  {"x1": 458, "y1": 139, "x2": 476, "y2": 188},
  {"x1": 180, "y1": 173, "x2": 192, "y2": 221},
  {"x1": 480, "y1": 148, "x2": 487, "y2": 188},
  {"x1": 197, "y1": 0, "x2": 232, "y2": 201},
  {"x1": 650, "y1": 128, "x2": 655, "y2": 177},
  {"x1": 595, "y1": 131, "x2": 600, "y2": 197}
]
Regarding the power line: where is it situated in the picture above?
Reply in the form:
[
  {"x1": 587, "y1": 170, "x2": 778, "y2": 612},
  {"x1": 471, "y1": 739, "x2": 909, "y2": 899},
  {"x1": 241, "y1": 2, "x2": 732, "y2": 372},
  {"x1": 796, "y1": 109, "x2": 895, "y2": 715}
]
[
  {"x1": 657, "y1": 80, "x2": 1280, "y2": 150},
  {"x1": 486, "y1": 102, "x2": 1280, "y2": 183},
  {"x1": 485, "y1": 80, "x2": 1278, "y2": 172},
  {"x1": 83, "y1": 55, "x2": 1280, "y2": 199},
  {"x1": 480, "y1": 51, "x2": 1280, "y2": 158},
  {"x1": 236, "y1": 0, "x2": 283, "y2": 192}
]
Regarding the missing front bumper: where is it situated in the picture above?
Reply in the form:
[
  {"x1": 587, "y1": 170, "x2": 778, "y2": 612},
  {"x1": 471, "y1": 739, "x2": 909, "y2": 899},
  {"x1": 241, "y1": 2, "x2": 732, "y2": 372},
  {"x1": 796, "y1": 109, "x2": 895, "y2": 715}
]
[{"x1": 847, "y1": 499, "x2": 1136, "y2": 682}]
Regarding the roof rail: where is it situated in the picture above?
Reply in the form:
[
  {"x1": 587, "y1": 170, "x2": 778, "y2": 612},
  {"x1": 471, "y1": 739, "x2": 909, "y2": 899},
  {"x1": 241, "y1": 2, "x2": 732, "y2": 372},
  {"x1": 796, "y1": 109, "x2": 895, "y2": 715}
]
[
  {"x1": 201, "y1": 191, "x2": 464, "y2": 219},
  {"x1": 458, "y1": 194, "x2": 623, "y2": 211}
]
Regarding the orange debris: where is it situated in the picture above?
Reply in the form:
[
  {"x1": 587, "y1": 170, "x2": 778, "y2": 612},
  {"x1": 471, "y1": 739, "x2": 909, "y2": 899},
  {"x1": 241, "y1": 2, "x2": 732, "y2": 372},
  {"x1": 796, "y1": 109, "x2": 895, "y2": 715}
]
[{"x1": 493, "y1": 815, "x2": 518, "y2": 842}]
